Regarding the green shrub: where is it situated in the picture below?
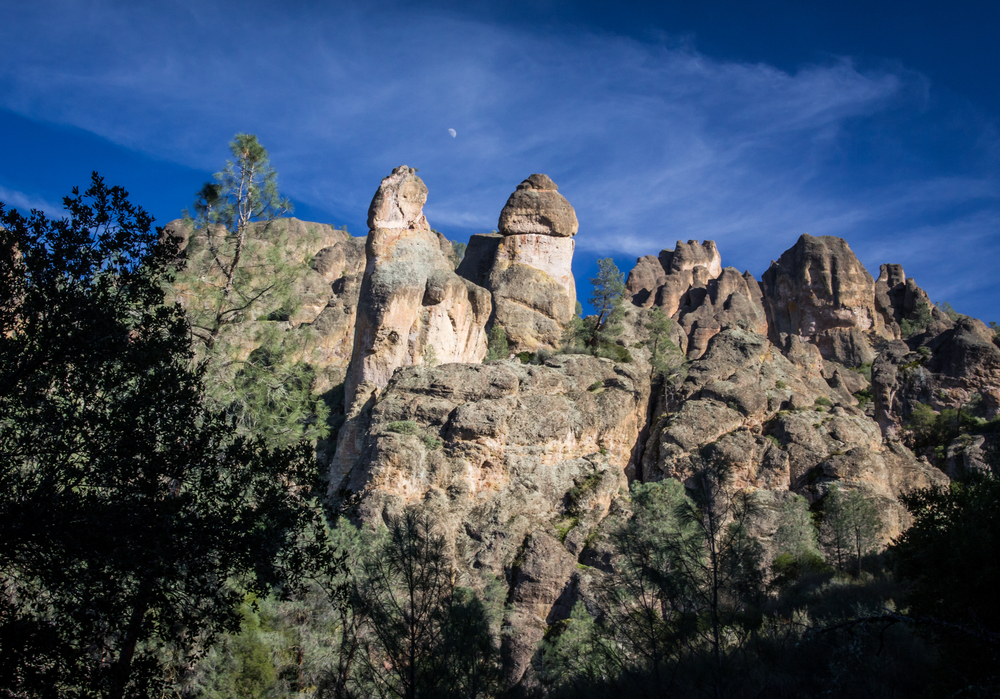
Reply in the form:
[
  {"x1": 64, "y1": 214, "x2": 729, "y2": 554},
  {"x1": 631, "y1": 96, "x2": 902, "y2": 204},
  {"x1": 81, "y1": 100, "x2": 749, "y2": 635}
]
[
  {"x1": 900, "y1": 301, "x2": 933, "y2": 337},
  {"x1": 422, "y1": 343, "x2": 438, "y2": 366},
  {"x1": 486, "y1": 325, "x2": 509, "y2": 361},
  {"x1": 850, "y1": 362, "x2": 873, "y2": 383},
  {"x1": 421, "y1": 434, "x2": 443, "y2": 450},
  {"x1": 814, "y1": 396, "x2": 833, "y2": 408},
  {"x1": 596, "y1": 342, "x2": 632, "y2": 363},
  {"x1": 386, "y1": 420, "x2": 421, "y2": 435},
  {"x1": 854, "y1": 388, "x2": 873, "y2": 408}
]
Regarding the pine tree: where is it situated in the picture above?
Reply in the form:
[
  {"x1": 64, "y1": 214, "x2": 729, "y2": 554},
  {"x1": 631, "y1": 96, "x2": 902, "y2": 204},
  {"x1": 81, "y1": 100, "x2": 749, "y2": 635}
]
[
  {"x1": 821, "y1": 485, "x2": 883, "y2": 576},
  {"x1": 644, "y1": 305, "x2": 682, "y2": 379},
  {"x1": 589, "y1": 258, "x2": 626, "y2": 346},
  {"x1": 172, "y1": 134, "x2": 330, "y2": 447}
]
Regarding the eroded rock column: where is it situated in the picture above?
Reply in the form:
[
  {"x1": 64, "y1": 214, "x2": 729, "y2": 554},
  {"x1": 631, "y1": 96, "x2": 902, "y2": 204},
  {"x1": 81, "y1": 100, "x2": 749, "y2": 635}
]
[
  {"x1": 459, "y1": 174, "x2": 578, "y2": 352},
  {"x1": 343, "y1": 166, "x2": 491, "y2": 410}
]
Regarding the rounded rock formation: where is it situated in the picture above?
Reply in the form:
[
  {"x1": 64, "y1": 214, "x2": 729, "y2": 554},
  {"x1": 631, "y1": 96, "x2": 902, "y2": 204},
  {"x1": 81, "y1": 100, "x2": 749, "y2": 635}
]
[
  {"x1": 497, "y1": 174, "x2": 579, "y2": 238},
  {"x1": 459, "y1": 174, "x2": 579, "y2": 352}
]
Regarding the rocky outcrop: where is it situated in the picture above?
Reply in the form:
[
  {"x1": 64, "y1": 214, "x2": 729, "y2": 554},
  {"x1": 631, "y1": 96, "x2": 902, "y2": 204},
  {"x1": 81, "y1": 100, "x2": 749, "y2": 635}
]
[
  {"x1": 872, "y1": 318, "x2": 1000, "y2": 443},
  {"x1": 457, "y1": 175, "x2": 578, "y2": 353},
  {"x1": 761, "y1": 234, "x2": 893, "y2": 367},
  {"x1": 641, "y1": 327, "x2": 947, "y2": 537},
  {"x1": 625, "y1": 241, "x2": 766, "y2": 359},
  {"x1": 496, "y1": 173, "x2": 578, "y2": 238},
  {"x1": 167, "y1": 217, "x2": 367, "y2": 393},
  {"x1": 343, "y1": 166, "x2": 492, "y2": 410},
  {"x1": 626, "y1": 241, "x2": 722, "y2": 315},
  {"x1": 332, "y1": 354, "x2": 651, "y2": 686}
]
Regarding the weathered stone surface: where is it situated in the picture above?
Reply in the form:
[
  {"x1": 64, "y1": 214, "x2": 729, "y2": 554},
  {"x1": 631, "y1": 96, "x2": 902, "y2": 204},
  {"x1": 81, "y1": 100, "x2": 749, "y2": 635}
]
[
  {"x1": 641, "y1": 327, "x2": 946, "y2": 538},
  {"x1": 302, "y1": 236, "x2": 367, "y2": 387},
  {"x1": 625, "y1": 242, "x2": 765, "y2": 359},
  {"x1": 675, "y1": 267, "x2": 769, "y2": 359},
  {"x1": 343, "y1": 166, "x2": 491, "y2": 409},
  {"x1": 624, "y1": 254, "x2": 668, "y2": 307},
  {"x1": 465, "y1": 176, "x2": 579, "y2": 352},
  {"x1": 761, "y1": 234, "x2": 892, "y2": 367},
  {"x1": 626, "y1": 241, "x2": 722, "y2": 316},
  {"x1": 332, "y1": 354, "x2": 651, "y2": 685},
  {"x1": 485, "y1": 234, "x2": 576, "y2": 351},
  {"x1": 497, "y1": 174, "x2": 578, "y2": 238},
  {"x1": 871, "y1": 316, "x2": 1000, "y2": 453}
]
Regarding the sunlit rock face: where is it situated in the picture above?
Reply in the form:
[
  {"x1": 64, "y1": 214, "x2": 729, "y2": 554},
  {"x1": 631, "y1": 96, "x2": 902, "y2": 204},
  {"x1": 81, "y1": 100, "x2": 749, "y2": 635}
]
[
  {"x1": 625, "y1": 240, "x2": 766, "y2": 359},
  {"x1": 496, "y1": 173, "x2": 578, "y2": 238},
  {"x1": 343, "y1": 166, "x2": 491, "y2": 411},
  {"x1": 457, "y1": 174, "x2": 578, "y2": 352},
  {"x1": 760, "y1": 234, "x2": 893, "y2": 367},
  {"x1": 640, "y1": 327, "x2": 947, "y2": 540},
  {"x1": 331, "y1": 354, "x2": 652, "y2": 687}
]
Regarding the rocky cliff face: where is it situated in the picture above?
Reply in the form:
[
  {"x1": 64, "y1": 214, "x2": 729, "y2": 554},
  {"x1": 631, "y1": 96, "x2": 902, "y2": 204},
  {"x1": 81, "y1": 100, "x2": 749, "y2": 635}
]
[
  {"x1": 458, "y1": 174, "x2": 578, "y2": 352},
  {"x1": 625, "y1": 240, "x2": 766, "y2": 358},
  {"x1": 333, "y1": 354, "x2": 649, "y2": 685},
  {"x1": 172, "y1": 167, "x2": 999, "y2": 691},
  {"x1": 343, "y1": 166, "x2": 492, "y2": 410},
  {"x1": 165, "y1": 216, "x2": 366, "y2": 393},
  {"x1": 761, "y1": 234, "x2": 893, "y2": 367}
]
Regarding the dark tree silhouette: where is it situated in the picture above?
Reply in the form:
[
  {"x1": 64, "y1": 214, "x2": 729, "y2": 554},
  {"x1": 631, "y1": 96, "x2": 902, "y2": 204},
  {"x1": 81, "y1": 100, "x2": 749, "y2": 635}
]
[{"x1": 0, "y1": 175, "x2": 327, "y2": 698}]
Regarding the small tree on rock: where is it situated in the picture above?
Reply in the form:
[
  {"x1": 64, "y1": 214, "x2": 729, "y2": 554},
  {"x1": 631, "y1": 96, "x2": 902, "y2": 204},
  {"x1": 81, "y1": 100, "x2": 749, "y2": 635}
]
[
  {"x1": 486, "y1": 324, "x2": 509, "y2": 361},
  {"x1": 644, "y1": 305, "x2": 682, "y2": 379},
  {"x1": 172, "y1": 134, "x2": 330, "y2": 447}
]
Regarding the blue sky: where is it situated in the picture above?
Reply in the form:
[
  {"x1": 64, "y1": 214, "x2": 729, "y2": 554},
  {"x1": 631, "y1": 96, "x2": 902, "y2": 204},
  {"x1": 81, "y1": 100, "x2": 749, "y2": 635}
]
[{"x1": 2, "y1": 0, "x2": 998, "y2": 322}]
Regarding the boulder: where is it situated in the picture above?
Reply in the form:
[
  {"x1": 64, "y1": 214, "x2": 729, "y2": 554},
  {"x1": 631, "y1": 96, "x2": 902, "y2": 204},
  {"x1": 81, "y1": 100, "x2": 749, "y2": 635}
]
[
  {"x1": 343, "y1": 166, "x2": 491, "y2": 410},
  {"x1": 497, "y1": 173, "x2": 578, "y2": 238}
]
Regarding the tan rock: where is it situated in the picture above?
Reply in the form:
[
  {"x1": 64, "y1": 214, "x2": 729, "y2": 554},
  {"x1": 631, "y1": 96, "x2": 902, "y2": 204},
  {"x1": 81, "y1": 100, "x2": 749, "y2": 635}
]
[
  {"x1": 625, "y1": 242, "x2": 766, "y2": 360},
  {"x1": 497, "y1": 174, "x2": 578, "y2": 238},
  {"x1": 462, "y1": 175, "x2": 579, "y2": 352},
  {"x1": 761, "y1": 234, "x2": 892, "y2": 366},
  {"x1": 332, "y1": 354, "x2": 651, "y2": 685},
  {"x1": 343, "y1": 166, "x2": 491, "y2": 409}
]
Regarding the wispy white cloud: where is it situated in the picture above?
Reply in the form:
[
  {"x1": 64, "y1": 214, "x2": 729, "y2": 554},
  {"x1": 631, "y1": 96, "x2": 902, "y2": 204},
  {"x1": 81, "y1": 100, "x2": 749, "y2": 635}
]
[
  {"x1": 1, "y1": 0, "x2": 998, "y2": 318},
  {"x1": 0, "y1": 186, "x2": 64, "y2": 218}
]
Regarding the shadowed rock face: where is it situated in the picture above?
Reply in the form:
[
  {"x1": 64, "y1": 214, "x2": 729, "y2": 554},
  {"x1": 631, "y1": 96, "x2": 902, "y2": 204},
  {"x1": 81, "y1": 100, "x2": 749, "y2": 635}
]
[
  {"x1": 761, "y1": 234, "x2": 892, "y2": 367},
  {"x1": 343, "y1": 166, "x2": 491, "y2": 411}
]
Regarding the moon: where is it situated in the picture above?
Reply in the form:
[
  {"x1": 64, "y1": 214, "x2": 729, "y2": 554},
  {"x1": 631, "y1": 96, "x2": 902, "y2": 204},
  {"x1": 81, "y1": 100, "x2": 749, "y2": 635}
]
[{"x1": 448, "y1": 128, "x2": 457, "y2": 138}]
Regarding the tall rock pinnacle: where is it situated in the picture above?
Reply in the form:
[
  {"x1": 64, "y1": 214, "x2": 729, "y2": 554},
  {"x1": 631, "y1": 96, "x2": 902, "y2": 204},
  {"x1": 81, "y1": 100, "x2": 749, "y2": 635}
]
[
  {"x1": 342, "y1": 166, "x2": 491, "y2": 411},
  {"x1": 457, "y1": 174, "x2": 577, "y2": 352}
]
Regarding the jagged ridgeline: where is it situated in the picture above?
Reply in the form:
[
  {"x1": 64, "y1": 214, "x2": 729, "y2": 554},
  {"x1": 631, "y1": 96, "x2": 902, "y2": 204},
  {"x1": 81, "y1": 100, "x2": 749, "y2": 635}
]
[{"x1": 166, "y1": 165, "x2": 1000, "y2": 689}]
